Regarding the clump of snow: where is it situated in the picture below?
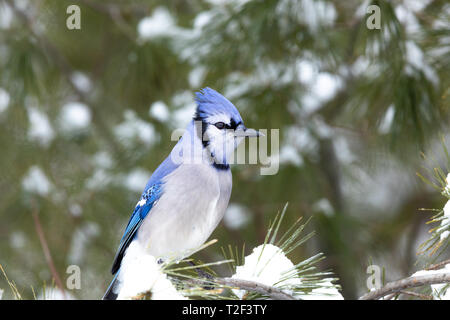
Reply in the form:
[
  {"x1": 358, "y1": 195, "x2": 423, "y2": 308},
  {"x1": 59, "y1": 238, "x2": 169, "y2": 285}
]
[
  {"x1": 279, "y1": 145, "x2": 304, "y2": 167},
  {"x1": 122, "y1": 168, "x2": 151, "y2": 193},
  {"x1": 378, "y1": 105, "x2": 395, "y2": 134},
  {"x1": 0, "y1": 288, "x2": 3, "y2": 300},
  {"x1": 406, "y1": 0, "x2": 431, "y2": 12},
  {"x1": 193, "y1": 11, "x2": 214, "y2": 31},
  {"x1": 291, "y1": 71, "x2": 343, "y2": 116},
  {"x1": 395, "y1": 5, "x2": 421, "y2": 35},
  {"x1": 232, "y1": 244, "x2": 343, "y2": 300},
  {"x1": 149, "y1": 101, "x2": 170, "y2": 122},
  {"x1": 171, "y1": 90, "x2": 194, "y2": 107},
  {"x1": 85, "y1": 168, "x2": 112, "y2": 191},
  {"x1": 86, "y1": 152, "x2": 114, "y2": 192},
  {"x1": 206, "y1": 0, "x2": 248, "y2": 5},
  {"x1": 92, "y1": 151, "x2": 114, "y2": 170},
  {"x1": 223, "y1": 203, "x2": 250, "y2": 230},
  {"x1": 117, "y1": 241, "x2": 187, "y2": 300},
  {"x1": 441, "y1": 230, "x2": 450, "y2": 243},
  {"x1": 0, "y1": 3, "x2": 13, "y2": 29},
  {"x1": 114, "y1": 110, "x2": 159, "y2": 148},
  {"x1": 312, "y1": 73, "x2": 343, "y2": 102},
  {"x1": 276, "y1": 0, "x2": 336, "y2": 33},
  {"x1": 14, "y1": 0, "x2": 31, "y2": 11},
  {"x1": 22, "y1": 165, "x2": 52, "y2": 196},
  {"x1": 355, "y1": 0, "x2": 378, "y2": 19},
  {"x1": 188, "y1": 66, "x2": 207, "y2": 88},
  {"x1": 9, "y1": 231, "x2": 26, "y2": 249},
  {"x1": 232, "y1": 244, "x2": 299, "y2": 299},
  {"x1": 69, "y1": 203, "x2": 83, "y2": 217},
  {"x1": 71, "y1": 72, "x2": 92, "y2": 93},
  {"x1": 224, "y1": 60, "x2": 306, "y2": 100},
  {"x1": 444, "y1": 173, "x2": 450, "y2": 197},
  {"x1": 0, "y1": 87, "x2": 10, "y2": 113},
  {"x1": 26, "y1": 105, "x2": 55, "y2": 147},
  {"x1": 333, "y1": 135, "x2": 356, "y2": 164},
  {"x1": 342, "y1": 159, "x2": 416, "y2": 216},
  {"x1": 411, "y1": 264, "x2": 450, "y2": 300},
  {"x1": 68, "y1": 222, "x2": 100, "y2": 264},
  {"x1": 351, "y1": 56, "x2": 372, "y2": 76},
  {"x1": 299, "y1": 278, "x2": 344, "y2": 300},
  {"x1": 171, "y1": 91, "x2": 197, "y2": 129},
  {"x1": 439, "y1": 200, "x2": 450, "y2": 241},
  {"x1": 296, "y1": 60, "x2": 317, "y2": 84},
  {"x1": 312, "y1": 116, "x2": 333, "y2": 139},
  {"x1": 436, "y1": 174, "x2": 450, "y2": 241},
  {"x1": 284, "y1": 125, "x2": 318, "y2": 158},
  {"x1": 302, "y1": 0, "x2": 337, "y2": 31},
  {"x1": 59, "y1": 102, "x2": 92, "y2": 133},
  {"x1": 404, "y1": 41, "x2": 438, "y2": 85},
  {"x1": 313, "y1": 198, "x2": 334, "y2": 217}
]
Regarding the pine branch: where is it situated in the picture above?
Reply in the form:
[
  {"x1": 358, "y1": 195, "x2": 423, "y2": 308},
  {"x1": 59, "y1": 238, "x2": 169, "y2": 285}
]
[
  {"x1": 359, "y1": 273, "x2": 450, "y2": 300},
  {"x1": 131, "y1": 276, "x2": 297, "y2": 300},
  {"x1": 398, "y1": 290, "x2": 433, "y2": 300},
  {"x1": 425, "y1": 259, "x2": 450, "y2": 271},
  {"x1": 215, "y1": 277, "x2": 297, "y2": 300},
  {"x1": 4, "y1": 0, "x2": 127, "y2": 160}
]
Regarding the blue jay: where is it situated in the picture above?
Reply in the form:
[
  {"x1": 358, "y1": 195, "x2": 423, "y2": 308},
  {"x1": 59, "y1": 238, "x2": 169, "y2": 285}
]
[{"x1": 103, "y1": 87, "x2": 261, "y2": 299}]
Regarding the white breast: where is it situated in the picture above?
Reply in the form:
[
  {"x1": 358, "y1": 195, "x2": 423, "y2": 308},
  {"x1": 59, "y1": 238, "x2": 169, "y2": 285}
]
[{"x1": 136, "y1": 163, "x2": 232, "y2": 260}]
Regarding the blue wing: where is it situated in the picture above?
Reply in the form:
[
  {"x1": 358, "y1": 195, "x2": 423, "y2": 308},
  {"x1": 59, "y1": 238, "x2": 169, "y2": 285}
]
[
  {"x1": 109, "y1": 137, "x2": 182, "y2": 275},
  {"x1": 110, "y1": 183, "x2": 163, "y2": 274}
]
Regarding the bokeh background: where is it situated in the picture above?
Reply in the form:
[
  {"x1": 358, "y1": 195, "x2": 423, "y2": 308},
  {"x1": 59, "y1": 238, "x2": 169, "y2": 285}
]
[{"x1": 0, "y1": 0, "x2": 449, "y2": 299}]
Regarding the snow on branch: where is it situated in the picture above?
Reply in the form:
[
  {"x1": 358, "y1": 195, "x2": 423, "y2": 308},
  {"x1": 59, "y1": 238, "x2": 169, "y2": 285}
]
[
  {"x1": 360, "y1": 266, "x2": 450, "y2": 300},
  {"x1": 123, "y1": 204, "x2": 343, "y2": 300}
]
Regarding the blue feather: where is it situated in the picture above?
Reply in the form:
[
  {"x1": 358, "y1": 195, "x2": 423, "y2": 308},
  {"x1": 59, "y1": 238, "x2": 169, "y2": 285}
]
[
  {"x1": 195, "y1": 87, "x2": 243, "y2": 124},
  {"x1": 110, "y1": 183, "x2": 163, "y2": 274}
]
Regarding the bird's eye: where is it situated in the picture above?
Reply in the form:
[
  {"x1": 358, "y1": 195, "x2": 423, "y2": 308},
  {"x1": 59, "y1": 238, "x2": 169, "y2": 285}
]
[{"x1": 215, "y1": 122, "x2": 226, "y2": 130}]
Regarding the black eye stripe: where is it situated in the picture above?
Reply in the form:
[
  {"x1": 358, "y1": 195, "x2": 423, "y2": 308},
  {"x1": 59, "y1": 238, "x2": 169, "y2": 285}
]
[
  {"x1": 214, "y1": 119, "x2": 241, "y2": 130},
  {"x1": 229, "y1": 119, "x2": 240, "y2": 130}
]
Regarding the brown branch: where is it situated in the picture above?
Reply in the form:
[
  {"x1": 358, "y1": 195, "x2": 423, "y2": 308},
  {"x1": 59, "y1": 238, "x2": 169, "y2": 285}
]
[
  {"x1": 132, "y1": 276, "x2": 297, "y2": 300},
  {"x1": 399, "y1": 290, "x2": 433, "y2": 300},
  {"x1": 359, "y1": 273, "x2": 450, "y2": 300},
  {"x1": 32, "y1": 206, "x2": 66, "y2": 299},
  {"x1": 183, "y1": 275, "x2": 297, "y2": 300},
  {"x1": 425, "y1": 259, "x2": 450, "y2": 271}
]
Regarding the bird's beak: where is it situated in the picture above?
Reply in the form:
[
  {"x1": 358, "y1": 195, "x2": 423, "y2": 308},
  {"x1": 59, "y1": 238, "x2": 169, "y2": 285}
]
[{"x1": 234, "y1": 124, "x2": 264, "y2": 138}]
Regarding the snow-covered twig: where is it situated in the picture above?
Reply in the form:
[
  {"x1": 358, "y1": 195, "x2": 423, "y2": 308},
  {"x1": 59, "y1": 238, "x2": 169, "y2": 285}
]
[
  {"x1": 425, "y1": 259, "x2": 450, "y2": 271},
  {"x1": 215, "y1": 277, "x2": 297, "y2": 300},
  {"x1": 398, "y1": 290, "x2": 433, "y2": 300},
  {"x1": 184, "y1": 275, "x2": 297, "y2": 300},
  {"x1": 359, "y1": 273, "x2": 450, "y2": 300}
]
